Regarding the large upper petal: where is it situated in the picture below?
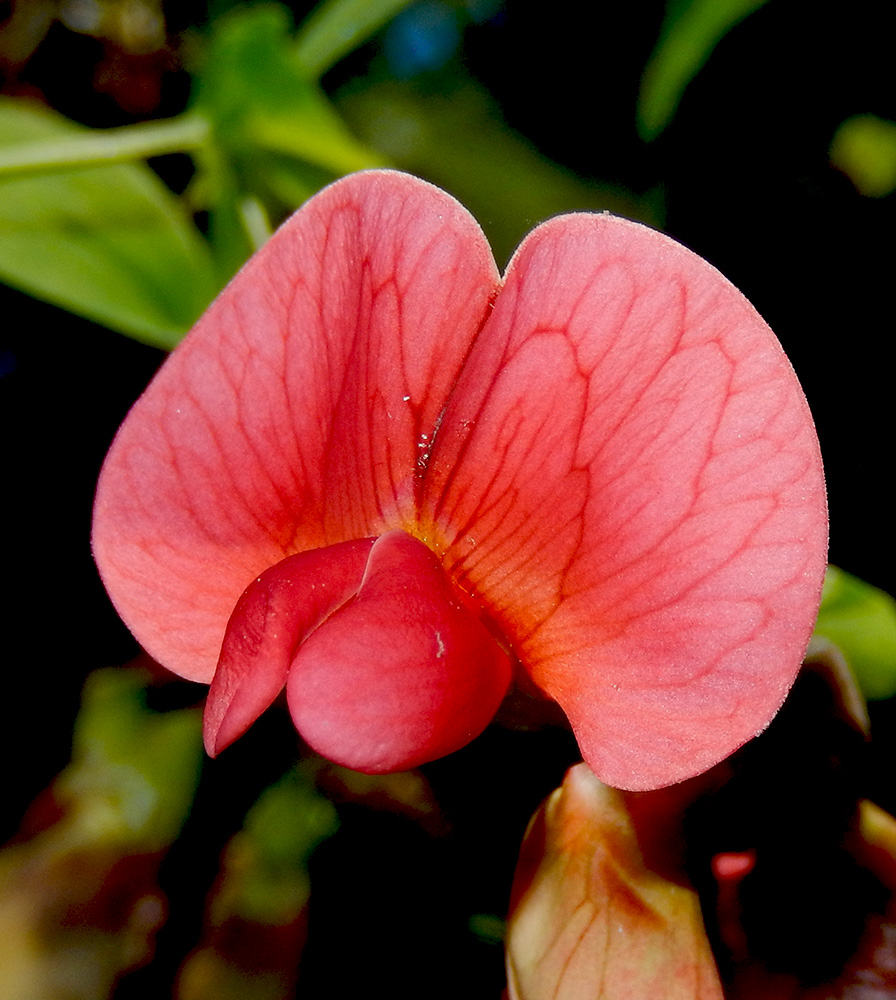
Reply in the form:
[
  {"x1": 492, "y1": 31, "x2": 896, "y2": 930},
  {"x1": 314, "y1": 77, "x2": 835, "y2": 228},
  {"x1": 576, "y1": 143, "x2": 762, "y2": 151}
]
[
  {"x1": 92, "y1": 171, "x2": 500, "y2": 681},
  {"x1": 423, "y1": 213, "x2": 827, "y2": 790}
]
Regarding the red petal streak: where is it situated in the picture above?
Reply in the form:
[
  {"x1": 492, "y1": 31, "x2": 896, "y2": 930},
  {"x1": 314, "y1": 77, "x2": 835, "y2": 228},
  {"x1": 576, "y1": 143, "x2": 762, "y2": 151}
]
[
  {"x1": 426, "y1": 213, "x2": 827, "y2": 790},
  {"x1": 287, "y1": 531, "x2": 512, "y2": 773},
  {"x1": 204, "y1": 538, "x2": 375, "y2": 756}
]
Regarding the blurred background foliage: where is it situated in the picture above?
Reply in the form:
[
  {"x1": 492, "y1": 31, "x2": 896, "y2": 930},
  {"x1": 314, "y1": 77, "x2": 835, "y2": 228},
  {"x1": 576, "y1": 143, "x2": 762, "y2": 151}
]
[{"x1": 2, "y1": 0, "x2": 895, "y2": 997}]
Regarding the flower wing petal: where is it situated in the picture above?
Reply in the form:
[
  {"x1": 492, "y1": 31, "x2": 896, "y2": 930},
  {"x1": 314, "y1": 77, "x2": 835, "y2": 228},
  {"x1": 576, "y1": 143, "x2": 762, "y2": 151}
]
[
  {"x1": 92, "y1": 171, "x2": 500, "y2": 682},
  {"x1": 426, "y1": 213, "x2": 827, "y2": 790}
]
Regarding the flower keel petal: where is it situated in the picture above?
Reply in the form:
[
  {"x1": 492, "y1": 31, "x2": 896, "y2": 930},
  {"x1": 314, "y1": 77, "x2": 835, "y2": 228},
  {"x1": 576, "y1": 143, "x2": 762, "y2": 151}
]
[
  {"x1": 287, "y1": 531, "x2": 513, "y2": 773},
  {"x1": 205, "y1": 538, "x2": 375, "y2": 756}
]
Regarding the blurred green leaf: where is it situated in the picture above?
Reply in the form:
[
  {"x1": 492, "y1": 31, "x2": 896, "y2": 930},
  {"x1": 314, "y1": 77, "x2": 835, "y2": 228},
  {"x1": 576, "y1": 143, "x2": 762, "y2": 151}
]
[
  {"x1": 0, "y1": 98, "x2": 216, "y2": 349},
  {"x1": 189, "y1": 4, "x2": 384, "y2": 282},
  {"x1": 61, "y1": 668, "x2": 203, "y2": 849},
  {"x1": 637, "y1": 0, "x2": 771, "y2": 140},
  {"x1": 294, "y1": 0, "x2": 416, "y2": 78},
  {"x1": 192, "y1": 8, "x2": 381, "y2": 186},
  {"x1": 337, "y1": 77, "x2": 656, "y2": 266},
  {"x1": 174, "y1": 764, "x2": 339, "y2": 998},
  {"x1": 815, "y1": 566, "x2": 896, "y2": 700},
  {"x1": 201, "y1": 5, "x2": 384, "y2": 178},
  {"x1": 829, "y1": 114, "x2": 896, "y2": 197},
  {"x1": 189, "y1": 140, "x2": 266, "y2": 284},
  {"x1": 0, "y1": 669, "x2": 201, "y2": 999},
  {"x1": 237, "y1": 765, "x2": 340, "y2": 924}
]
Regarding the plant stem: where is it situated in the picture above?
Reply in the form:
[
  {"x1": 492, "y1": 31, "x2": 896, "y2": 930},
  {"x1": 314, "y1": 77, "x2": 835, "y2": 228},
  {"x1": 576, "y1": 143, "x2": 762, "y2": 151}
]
[{"x1": 0, "y1": 113, "x2": 211, "y2": 179}]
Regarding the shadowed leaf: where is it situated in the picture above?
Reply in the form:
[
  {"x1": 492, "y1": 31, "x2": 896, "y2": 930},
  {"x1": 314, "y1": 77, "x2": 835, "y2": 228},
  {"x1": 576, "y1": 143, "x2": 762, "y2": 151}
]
[
  {"x1": 0, "y1": 98, "x2": 216, "y2": 348},
  {"x1": 815, "y1": 566, "x2": 896, "y2": 700},
  {"x1": 637, "y1": 0, "x2": 771, "y2": 140}
]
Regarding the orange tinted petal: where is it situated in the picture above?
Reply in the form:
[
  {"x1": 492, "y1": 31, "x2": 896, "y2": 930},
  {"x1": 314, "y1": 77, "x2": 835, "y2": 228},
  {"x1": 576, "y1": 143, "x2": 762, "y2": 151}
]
[{"x1": 426, "y1": 214, "x2": 826, "y2": 789}]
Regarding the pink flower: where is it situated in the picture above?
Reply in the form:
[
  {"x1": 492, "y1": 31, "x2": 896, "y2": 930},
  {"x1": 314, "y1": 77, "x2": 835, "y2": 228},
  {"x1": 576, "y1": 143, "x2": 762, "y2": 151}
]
[{"x1": 92, "y1": 170, "x2": 826, "y2": 789}]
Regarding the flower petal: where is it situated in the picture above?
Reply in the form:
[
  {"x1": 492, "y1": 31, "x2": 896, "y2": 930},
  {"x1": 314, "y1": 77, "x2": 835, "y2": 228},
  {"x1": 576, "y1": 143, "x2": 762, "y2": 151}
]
[
  {"x1": 506, "y1": 763, "x2": 723, "y2": 1000},
  {"x1": 92, "y1": 171, "x2": 500, "y2": 682},
  {"x1": 287, "y1": 531, "x2": 512, "y2": 773},
  {"x1": 204, "y1": 537, "x2": 375, "y2": 756},
  {"x1": 426, "y1": 213, "x2": 827, "y2": 789}
]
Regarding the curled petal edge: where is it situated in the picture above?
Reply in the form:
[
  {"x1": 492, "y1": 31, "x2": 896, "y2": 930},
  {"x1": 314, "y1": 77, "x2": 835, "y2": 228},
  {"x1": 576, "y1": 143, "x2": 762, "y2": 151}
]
[{"x1": 204, "y1": 538, "x2": 376, "y2": 756}]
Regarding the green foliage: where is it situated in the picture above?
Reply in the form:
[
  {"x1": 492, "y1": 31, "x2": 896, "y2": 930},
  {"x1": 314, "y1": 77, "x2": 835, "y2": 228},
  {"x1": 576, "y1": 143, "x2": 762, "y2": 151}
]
[
  {"x1": 0, "y1": 99, "x2": 216, "y2": 349},
  {"x1": 61, "y1": 669, "x2": 203, "y2": 850},
  {"x1": 637, "y1": 0, "x2": 771, "y2": 140},
  {"x1": 0, "y1": 2, "x2": 649, "y2": 344},
  {"x1": 229, "y1": 765, "x2": 340, "y2": 924},
  {"x1": 0, "y1": 113, "x2": 209, "y2": 179},
  {"x1": 189, "y1": 4, "x2": 385, "y2": 282},
  {"x1": 295, "y1": 0, "x2": 419, "y2": 78},
  {"x1": 192, "y1": 5, "x2": 382, "y2": 174},
  {"x1": 829, "y1": 114, "x2": 896, "y2": 197},
  {"x1": 0, "y1": 3, "x2": 395, "y2": 344},
  {"x1": 815, "y1": 566, "x2": 896, "y2": 700}
]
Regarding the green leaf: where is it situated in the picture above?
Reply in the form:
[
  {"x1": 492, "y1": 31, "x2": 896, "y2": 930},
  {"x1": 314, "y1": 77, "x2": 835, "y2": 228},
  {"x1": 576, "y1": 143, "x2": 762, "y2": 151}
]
[
  {"x1": 189, "y1": 5, "x2": 385, "y2": 281},
  {"x1": 0, "y1": 112, "x2": 210, "y2": 179},
  {"x1": 61, "y1": 668, "x2": 203, "y2": 850},
  {"x1": 0, "y1": 99, "x2": 217, "y2": 349},
  {"x1": 815, "y1": 566, "x2": 896, "y2": 700},
  {"x1": 294, "y1": 0, "x2": 417, "y2": 79},
  {"x1": 637, "y1": 0, "x2": 771, "y2": 140},
  {"x1": 829, "y1": 114, "x2": 896, "y2": 198},
  {"x1": 230, "y1": 764, "x2": 340, "y2": 924},
  {"x1": 193, "y1": 5, "x2": 383, "y2": 179}
]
